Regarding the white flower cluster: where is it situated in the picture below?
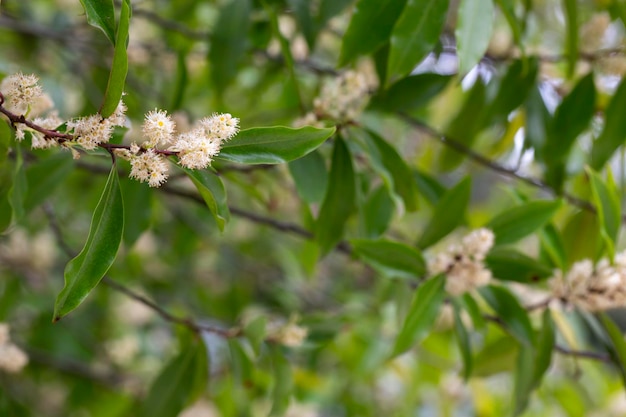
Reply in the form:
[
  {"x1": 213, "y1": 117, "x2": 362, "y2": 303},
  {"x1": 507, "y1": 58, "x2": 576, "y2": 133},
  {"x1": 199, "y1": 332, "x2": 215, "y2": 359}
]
[
  {"x1": 0, "y1": 72, "x2": 44, "y2": 115},
  {"x1": 0, "y1": 323, "x2": 29, "y2": 374},
  {"x1": 549, "y1": 251, "x2": 626, "y2": 311},
  {"x1": 115, "y1": 111, "x2": 239, "y2": 187},
  {"x1": 0, "y1": 72, "x2": 240, "y2": 188},
  {"x1": 294, "y1": 70, "x2": 371, "y2": 126},
  {"x1": 429, "y1": 228, "x2": 495, "y2": 296},
  {"x1": 267, "y1": 318, "x2": 308, "y2": 347},
  {"x1": 66, "y1": 100, "x2": 127, "y2": 150}
]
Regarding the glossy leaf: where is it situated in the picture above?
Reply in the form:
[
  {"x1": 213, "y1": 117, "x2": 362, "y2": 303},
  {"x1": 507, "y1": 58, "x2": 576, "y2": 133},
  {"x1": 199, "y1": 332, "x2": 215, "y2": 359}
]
[
  {"x1": 370, "y1": 73, "x2": 452, "y2": 112},
  {"x1": 362, "y1": 185, "x2": 394, "y2": 238},
  {"x1": 361, "y1": 129, "x2": 419, "y2": 212},
  {"x1": 486, "y1": 247, "x2": 553, "y2": 283},
  {"x1": 316, "y1": 137, "x2": 355, "y2": 256},
  {"x1": 288, "y1": 150, "x2": 328, "y2": 204},
  {"x1": 544, "y1": 72, "x2": 595, "y2": 191},
  {"x1": 392, "y1": 274, "x2": 446, "y2": 356},
  {"x1": 182, "y1": 167, "x2": 230, "y2": 231},
  {"x1": 100, "y1": 0, "x2": 130, "y2": 118},
  {"x1": 219, "y1": 126, "x2": 335, "y2": 164},
  {"x1": 479, "y1": 285, "x2": 535, "y2": 346},
  {"x1": 417, "y1": 176, "x2": 471, "y2": 249},
  {"x1": 54, "y1": 166, "x2": 124, "y2": 321},
  {"x1": 562, "y1": 210, "x2": 603, "y2": 264},
  {"x1": 387, "y1": 0, "x2": 450, "y2": 83},
  {"x1": 453, "y1": 302, "x2": 473, "y2": 380},
  {"x1": 487, "y1": 199, "x2": 562, "y2": 246},
  {"x1": 455, "y1": 0, "x2": 494, "y2": 75},
  {"x1": 486, "y1": 58, "x2": 538, "y2": 126},
  {"x1": 209, "y1": 0, "x2": 252, "y2": 97},
  {"x1": 24, "y1": 153, "x2": 74, "y2": 212},
  {"x1": 141, "y1": 337, "x2": 209, "y2": 417},
  {"x1": 269, "y1": 345, "x2": 294, "y2": 416},
  {"x1": 79, "y1": 0, "x2": 116, "y2": 45},
  {"x1": 350, "y1": 239, "x2": 426, "y2": 279},
  {"x1": 338, "y1": 0, "x2": 408, "y2": 66},
  {"x1": 587, "y1": 167, "x2": 621, "y2": 260},
  {"x1": 590, "y1": 76, "x2": 626, "y2": 169}
]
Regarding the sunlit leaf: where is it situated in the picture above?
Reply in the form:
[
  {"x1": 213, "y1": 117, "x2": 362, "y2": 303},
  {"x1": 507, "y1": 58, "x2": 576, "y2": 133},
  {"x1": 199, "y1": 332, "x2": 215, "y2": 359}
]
[
  {"x1": 219, "y1": 126, "x2": 335, "y2": 164},
  {"x1": 456, "y1": 0, "x2": 494, "y2": 74},
  {"x1": 100, "y1": 0, "x2": 130, "y2": 118},
  {"x1": 79, "y1": 0, "x2": 116, "y2": 45},
  {"x1": 487, "y1": 199, "x2": 562, "y2": 246}
]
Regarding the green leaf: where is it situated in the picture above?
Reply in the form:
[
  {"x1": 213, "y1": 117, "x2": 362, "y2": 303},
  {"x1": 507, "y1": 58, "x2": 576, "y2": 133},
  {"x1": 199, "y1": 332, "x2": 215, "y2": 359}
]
[
  {"x1": 413, "y1": 169, "x2": 446, "y2": 206},
  {"x1": 562, "y1": 0, "x2": 578, "y2": 78},
  {"x1": 243, "y1": 316, "x2": 267, "y2": 357},
  {"x1": 487, "y1": 199, "x2": 562, "y2": 246},
  {"x1": 479, "y1": 285, "x2": 535, "y2": 346},
  {"x1": 182, "y1": 167, "x2": 230, "y2": 231},
  {"x1": 562, "y1": 210, "x2": 603, "y2": 264},
  {"x1": 440, "y1": 78, "x2": 487, "y2": 171},
  {"x1": 485, "y1": 247, "x2": 553, "y2": 283},
  {"x1": 288, "y1": 150, "x2": 328, "y2": 204},
  {"x1": 120, "y1": 177, "x2": 152, "y2": 246},
  {"x1": 79, "y1": 0, "x2": 116, "y2": 45},
  {"x1": 538, "y1": 223, "x2": 567, "y2": 270},
  {"x1": 8, "y1": 145, "x2": 26, "y2": 224},
  {"x1": 269, "y1": 346, "x2": 294, "y2": 416},
  {"x1": 455, "y1": 0, "x2": 494, "y2": 75},
  {"x1": 459, "y1": 293, "x2": 486, "y2": 330},
  {"x1": 524, "y1": 85, "x2": 551, "y2": 162},
  {"x1": 316, "y1": 137, "x2": 355, "y2": 256},
  {"x1": 532, "y1": 309, "x2": 555, "y2": 389},
  {"x1": 141, "y1": 337, "x2": 208, "y2": 417},
  {"x1": 473, "y1": 336, "x2": 518, "y2": 376},
  {"x1": 452, "y1": 302, "x2": 473, "y2": 380},
  {"x1": 599, "y1": 313, "x2": 626, "y2": 385},
  {"x1": 387, "y1": 0, "x2": 450, "y2": 83},
  {"x1": 544, "y1": 73, "x2": 595, "y2": 191},
  {"x1": 350, "y1": 239, "x2": 426, "y2": 279},
  {"x1": 417, "y1": 176, "x2": 471, "y2": 249},
  {"x1": 587, "y1": 167, "x2": 621, "y2": 261},
  {"x1": 513, "y1": 344, "x2": 535, "y2": 415},
  {"x1": 486, "y1": 58, "x2": 539, "y2": 126},
  {"x1": 362, "y1": 129, "x2": 419, "y2": 212},
  {"x1": 338, "y1": 0, "x2": 408, "y2": 66},
  {"x1": 53, "y1": 166, "x2": 124, "y2": 321},
  {"x1": 99, "y1": 0, "x2": 130, "y2": 118},
  {"x1": 209, "y1": 0, "x2": 252, "y2": 97},
  {"x1": 370, "y1": 73, "x2": 452, "y2": 112},
  {"x1": 219, "y1": 126, "x2": 335, "y2": 164},
  {"x1": 24, "y1": 153, "x2": 74, "y2": 213},
  {"x1": 228, "y1": 339, "x2": 254, "y2": 385},
  {"x1": 392, "y1": 274, "x2": 446, "y2": 356},
  {"x1": 362, "y1": 185, "x2": 394, "y2": 238},
  {"x1": 590, "y1": 75, "x2": 626, "y2": 169}
]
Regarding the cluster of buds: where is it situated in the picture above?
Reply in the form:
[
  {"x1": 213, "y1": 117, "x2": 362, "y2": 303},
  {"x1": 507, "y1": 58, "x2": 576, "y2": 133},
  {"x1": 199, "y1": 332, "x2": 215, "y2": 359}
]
[
  {"x1": 294, "y1": 70, "x2": 371, "y2": 126},
  {"x1": 549, "y1": 251, "x2": 626, "y2": 311},
  {"x1": 0, "y1": 323, "x2": 28, "y2": 374},
  {"x1": 428, "y1": 228, "x2": 495, "y2": 296},
  {"x1": 0, "y1": 73, "x2": 239, "y2": 187}
]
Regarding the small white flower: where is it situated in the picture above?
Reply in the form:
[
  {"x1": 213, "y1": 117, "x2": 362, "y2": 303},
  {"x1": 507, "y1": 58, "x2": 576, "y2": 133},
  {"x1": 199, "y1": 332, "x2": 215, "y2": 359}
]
[
  {"x1": 0, "y1": 72, "x2": 43, "y2": 115},
  {"x1": 67, "y1": 114, "x2": 113, "y2": 150},
  {"x1": 142, "y1": 109, "x2": 175, "y2": 147},
  {"x1": 129, "y1": 148, "x2": 169, "y2": 187},
  {"x1": 107, "y1": 99, "x2": 128, "y2": 127},
  {"x1": 198, "y1": 113, "x2": 239, "y2": 141}
]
